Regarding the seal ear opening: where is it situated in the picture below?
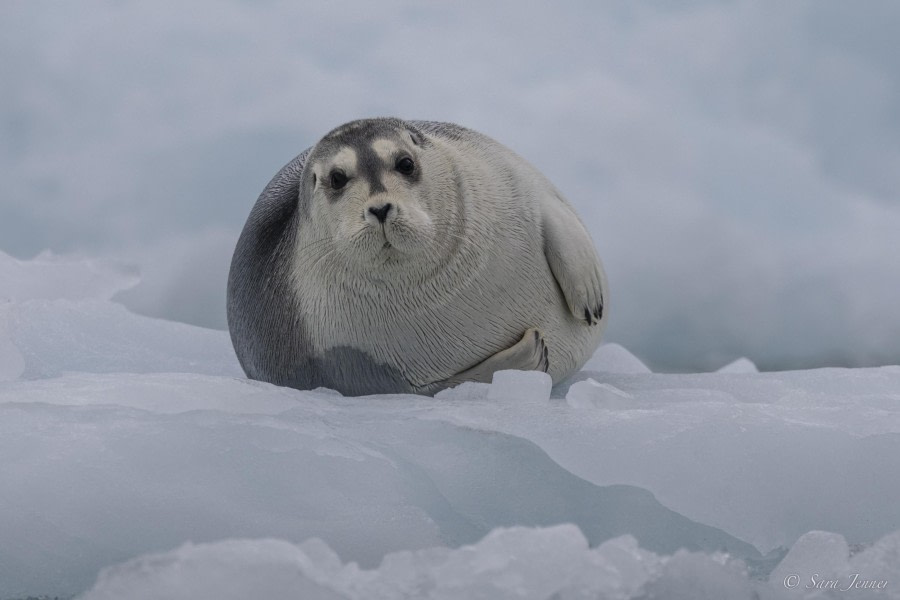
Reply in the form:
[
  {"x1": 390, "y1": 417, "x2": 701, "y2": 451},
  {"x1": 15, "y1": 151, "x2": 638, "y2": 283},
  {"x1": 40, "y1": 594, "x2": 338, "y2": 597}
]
[
  {"x1": 407, "y1": 128, "x2": 424, "y2": 147},
  {"x1": 298, "y1": 158, "x2": 317, "y2": 201}
]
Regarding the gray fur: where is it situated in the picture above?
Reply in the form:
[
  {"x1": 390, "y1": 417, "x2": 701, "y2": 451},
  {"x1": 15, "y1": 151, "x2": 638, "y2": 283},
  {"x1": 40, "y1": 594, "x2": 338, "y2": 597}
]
[
  {"x1": 227, "y1": 149, "x2": 313, "y2": 388},
  {"x1": 226, "y1": 147, "x2": 413, "y2": 394},
  {"x1": 228, "y1": 118, "x2": 608, "y2": 396}
]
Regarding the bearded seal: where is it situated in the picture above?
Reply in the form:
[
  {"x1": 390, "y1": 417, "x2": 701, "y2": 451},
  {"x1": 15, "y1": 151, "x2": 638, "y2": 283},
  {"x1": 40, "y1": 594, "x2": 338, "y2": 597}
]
[{"x1": 227, "y1": 118, "x2": 608, "y2": 396}]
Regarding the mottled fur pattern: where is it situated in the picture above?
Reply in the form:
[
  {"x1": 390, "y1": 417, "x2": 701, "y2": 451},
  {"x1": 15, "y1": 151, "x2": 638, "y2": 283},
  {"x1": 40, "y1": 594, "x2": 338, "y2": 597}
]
[{"x1": 228, "y1": 118, "x2": 607, "y2": 396}]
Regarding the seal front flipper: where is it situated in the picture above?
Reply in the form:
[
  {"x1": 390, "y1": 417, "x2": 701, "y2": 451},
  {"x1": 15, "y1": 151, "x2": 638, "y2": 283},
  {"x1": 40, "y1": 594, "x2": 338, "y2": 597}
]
[
  {"x1": 541, "y1": 193, "x2": 607, "y2": 326},
  {"x1": 419, "y1": 328, "x2": 549, "y2": 395}
]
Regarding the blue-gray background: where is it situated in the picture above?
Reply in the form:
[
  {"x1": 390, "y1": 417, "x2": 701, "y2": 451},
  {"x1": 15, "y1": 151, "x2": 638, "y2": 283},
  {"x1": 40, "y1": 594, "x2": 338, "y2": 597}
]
[{"x1": 3, "y1": 0, "x2": 899, "y2": 372}]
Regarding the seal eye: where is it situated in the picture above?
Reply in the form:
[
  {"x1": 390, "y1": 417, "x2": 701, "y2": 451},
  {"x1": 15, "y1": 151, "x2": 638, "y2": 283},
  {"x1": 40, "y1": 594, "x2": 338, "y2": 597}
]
[
  {"x1": 330, "y1": 170, "x2": 348, "y2": 190},
  {"x1": 396, "y1": 156, "x2": 415, "y2": 175}
]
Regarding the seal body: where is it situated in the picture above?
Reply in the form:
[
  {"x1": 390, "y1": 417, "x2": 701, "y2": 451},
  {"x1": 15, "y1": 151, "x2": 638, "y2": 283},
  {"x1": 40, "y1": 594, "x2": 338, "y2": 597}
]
[{"x1": 228, "y1": 118, "x2": 608, "y2": 396}]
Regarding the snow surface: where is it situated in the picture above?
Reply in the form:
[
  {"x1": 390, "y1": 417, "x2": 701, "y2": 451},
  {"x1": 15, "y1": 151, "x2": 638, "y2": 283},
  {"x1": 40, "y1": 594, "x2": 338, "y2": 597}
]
[{"x1": 1, "y1": 250, "x2": 899, "y2": 599}]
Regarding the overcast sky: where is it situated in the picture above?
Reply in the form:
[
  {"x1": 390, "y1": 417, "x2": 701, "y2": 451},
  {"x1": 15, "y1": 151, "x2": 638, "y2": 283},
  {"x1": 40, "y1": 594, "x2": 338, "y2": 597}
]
[{"x1": 3, "y1": 0, "x2": 899, "y2": 371}]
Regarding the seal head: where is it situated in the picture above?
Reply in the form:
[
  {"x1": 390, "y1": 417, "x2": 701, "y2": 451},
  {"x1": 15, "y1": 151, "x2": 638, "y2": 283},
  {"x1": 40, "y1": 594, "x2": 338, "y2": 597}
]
[{"x1": 299, "y1": 118, "x2": 456, "y2": 279}]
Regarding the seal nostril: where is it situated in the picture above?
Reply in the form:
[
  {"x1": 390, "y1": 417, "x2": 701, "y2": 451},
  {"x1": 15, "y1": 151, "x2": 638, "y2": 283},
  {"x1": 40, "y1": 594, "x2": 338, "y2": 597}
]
[{"x1": 368, "y1": 203, "x2": 393, "y2": 223}]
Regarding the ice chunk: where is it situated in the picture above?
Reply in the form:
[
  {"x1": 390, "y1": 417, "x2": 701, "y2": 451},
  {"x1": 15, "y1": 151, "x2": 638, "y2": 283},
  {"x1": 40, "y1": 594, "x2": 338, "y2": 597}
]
[
  {"x1": 0, "y1": 372, "x2": 304, "y2": 415},
  {"x1": 79, "y1": 526, "x2": 900, "y2": 599},
  {"x1": 846, "y1": 530, "x2": 900, "y2": 596},
  {"x1": 80, "y1": 539, "x2": 346, "y2": 600},
  {"x1": 768, "y1": 531, "x2": 849, "y2": 590},
  {"x1": 6, "y1": 299, "x2": 242, "y2": 379},
  {"x1": 0, "y1": 373, "x2": 756, "y2": 598},
  {"x1": 0, "y1": 305, "x2": 25, "y2": 381},
  {"x1": 0, "y1": 385, "x2": 444, "y2": 596},
  {"x1": 0, "y1": 249, "x2": 138, "y2": 302},
  {"x1": 466, "y1": 366, "x2": 900, "y2": 555},
  {"x1": 75, "y1": 526, "x2": 665, "y2": 600},
  {"x1": 639, "y1": 549, "x2": 762, "y2": 600},
  {"x1": 581, "y1": 343, "x2": 652, "y2": 374},
  {"x1": 767, "y1": 530, "x2": 899, "y2": 598},
  {"x1": 565, "y1": 377, "x2": 633, "y2": 409},
  {"x1": 717, "y1": 357, "x2": 760, "y2": 373},
  {"x1": 0, "y1": 250, "x2": 241, "y2": 380},
  {"x1": 488, "y1": 369, "x2": 552, "y2": 402}
]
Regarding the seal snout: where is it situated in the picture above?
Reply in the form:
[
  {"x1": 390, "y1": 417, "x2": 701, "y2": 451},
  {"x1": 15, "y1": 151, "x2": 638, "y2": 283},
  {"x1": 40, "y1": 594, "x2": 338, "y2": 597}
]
[{"x1": 367, "y1": 203, "x2": 393, "y2": 223}]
